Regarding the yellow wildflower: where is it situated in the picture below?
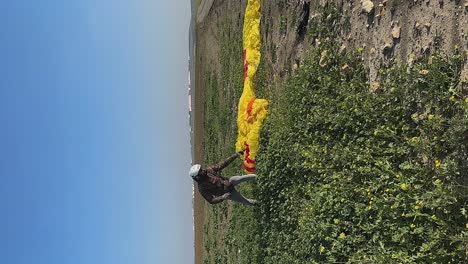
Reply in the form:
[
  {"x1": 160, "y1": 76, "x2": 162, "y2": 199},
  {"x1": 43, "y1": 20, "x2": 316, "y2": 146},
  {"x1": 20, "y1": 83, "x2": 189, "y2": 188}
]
[
  {"x1": 320, "y1": 246, "x2": 325, "y2": 254},
  {"x1": 428, "y1": 114, "x2": 434, "y2": 120},
  {"x1": 410, "y1": 223, "x2": 416, "y2": 228},
  {"x1": 415, "y1": 205, "x2": 420, "y2": 210},
  {"x1": 400, "y1": 183, "x2": 408, "y2": 191},
  {"x1": 419, "y1": 69, "x2": 429, "y2": 75},
  {"x1": 435, "y1": 160, "x2": 441, "y2": 168},
  {"x1": 339, "y1": 232, "x2": 346, "y2": 239}
]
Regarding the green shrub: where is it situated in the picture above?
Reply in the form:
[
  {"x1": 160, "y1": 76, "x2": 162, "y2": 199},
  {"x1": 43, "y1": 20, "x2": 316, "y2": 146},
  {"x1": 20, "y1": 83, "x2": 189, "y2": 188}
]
[{"x1": 255, "y1": 43, "x2": 467, "y2": 263}]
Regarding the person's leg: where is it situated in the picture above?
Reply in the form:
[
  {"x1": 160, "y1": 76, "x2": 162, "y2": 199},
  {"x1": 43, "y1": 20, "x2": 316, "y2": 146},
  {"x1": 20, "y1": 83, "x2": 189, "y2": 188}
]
[
  {"x1": 229, "y1": 189, "x2": 257, "y2": 206},
  {"x1": 228, "y1": 174, "x2": 256, "y2": 186}
]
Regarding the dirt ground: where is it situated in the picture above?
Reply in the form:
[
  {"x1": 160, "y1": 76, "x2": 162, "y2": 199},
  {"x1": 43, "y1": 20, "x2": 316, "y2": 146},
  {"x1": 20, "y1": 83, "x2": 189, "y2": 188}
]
[
  {"x1": 263, "y1": 0, "x2": 467, "y2": 84},
  {"x1": 194, "y1": 0, "x2": 468, "y2": 263},
  {"x1": 193, "y1": 30, "x2": 207, "y2": 264},
  {"x1": 192, "y1": 82, "x2": 205, "y2": 264}
]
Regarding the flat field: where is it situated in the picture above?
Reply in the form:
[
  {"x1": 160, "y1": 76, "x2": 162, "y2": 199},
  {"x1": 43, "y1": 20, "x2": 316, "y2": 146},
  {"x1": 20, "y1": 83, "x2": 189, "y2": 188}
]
[{"x1": 195, "y1": 1, "x2": 468, "y2": 263}]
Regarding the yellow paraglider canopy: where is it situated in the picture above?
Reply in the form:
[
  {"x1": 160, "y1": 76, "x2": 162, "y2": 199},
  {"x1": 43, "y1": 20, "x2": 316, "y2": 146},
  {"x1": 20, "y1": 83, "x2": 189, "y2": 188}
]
[{"x1": 236, "y1": 0, "x2": 268, "y2": 173}]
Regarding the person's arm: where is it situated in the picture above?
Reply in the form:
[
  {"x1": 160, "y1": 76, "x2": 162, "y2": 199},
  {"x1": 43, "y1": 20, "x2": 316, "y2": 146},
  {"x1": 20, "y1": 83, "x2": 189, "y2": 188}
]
[
  {"x1": 211, "y1": 151, "x2": 244, "y2": 172},
  {"x1": 211, "y1": 193, "x2": 231, "y2": 204},
  {"x1": 202, "y1": 192, "x2": 230, "y2": 204}
]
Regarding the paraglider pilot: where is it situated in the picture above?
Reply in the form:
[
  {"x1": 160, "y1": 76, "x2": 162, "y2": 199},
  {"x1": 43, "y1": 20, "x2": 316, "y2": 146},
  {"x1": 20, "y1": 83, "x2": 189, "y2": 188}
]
[{"x1": 190, "y1": 150, "x2": 257, "y2": 206}]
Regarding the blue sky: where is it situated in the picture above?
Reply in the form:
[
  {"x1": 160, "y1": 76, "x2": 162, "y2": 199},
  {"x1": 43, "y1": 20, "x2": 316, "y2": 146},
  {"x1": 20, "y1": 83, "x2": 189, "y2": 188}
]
[{"x1": 1, "y1": 1, "x2": 192, "y2": 263}]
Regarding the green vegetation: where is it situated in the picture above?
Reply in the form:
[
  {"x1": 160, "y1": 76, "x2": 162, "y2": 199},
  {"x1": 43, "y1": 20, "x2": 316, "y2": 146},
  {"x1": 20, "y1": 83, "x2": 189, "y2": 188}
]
[
  {"x1": 307, "y1": 4, "x2": 350, "y2": 41},
  {"x1": 255, "y1": 44, "x2": 467, "y2": 263},
  {"x1": 202, "y1": 15, "x2": 251, "y2": 264},
  {"x1": 202, "y1": 4, "x2": 467, "y2": 264},
  {"x1": 203, "y1": 16, "x2": 243, "y2": 165}
]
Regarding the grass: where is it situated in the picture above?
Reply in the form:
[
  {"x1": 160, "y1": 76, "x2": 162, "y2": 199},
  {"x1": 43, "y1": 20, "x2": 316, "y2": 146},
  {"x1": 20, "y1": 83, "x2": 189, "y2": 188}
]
[
  {"x1": 202, "y1": 13, "x2": 251, "y2": 264},
  {"x1": 201, "y1": 3, "x2": 468, "y2": 264},
  {"x1": 202, "y1": 15, "x2": 243, "y2": 166}
]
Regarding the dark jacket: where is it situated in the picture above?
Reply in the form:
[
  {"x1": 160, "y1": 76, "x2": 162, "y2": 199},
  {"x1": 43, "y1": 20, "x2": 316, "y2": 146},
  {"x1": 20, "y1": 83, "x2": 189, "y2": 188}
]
[{"x1": 197, "y1": 152, "x2": 240, "y2": 204}]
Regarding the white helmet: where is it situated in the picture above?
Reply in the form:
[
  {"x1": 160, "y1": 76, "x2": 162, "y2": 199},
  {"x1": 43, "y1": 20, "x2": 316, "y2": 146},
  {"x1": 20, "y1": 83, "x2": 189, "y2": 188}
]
[{"x1": 189, "y1": 164, "x2": 201, "y2": 179}]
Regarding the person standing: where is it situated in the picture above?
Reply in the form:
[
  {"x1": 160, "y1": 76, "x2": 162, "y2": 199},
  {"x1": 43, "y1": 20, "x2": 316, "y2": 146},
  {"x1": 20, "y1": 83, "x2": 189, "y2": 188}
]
[{"x1": 190, "y1": 151, "x2": 257, "y2": 206}]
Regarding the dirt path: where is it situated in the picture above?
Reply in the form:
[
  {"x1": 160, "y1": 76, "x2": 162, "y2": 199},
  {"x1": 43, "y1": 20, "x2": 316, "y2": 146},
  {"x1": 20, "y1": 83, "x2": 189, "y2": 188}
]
[
  {"x1": 193, "y1": 28, "x2": 206, "y2": 264},
  {"x1": 197, "y1": 0, "x2": 215, "y2": 24},
  {"x1": 193, "y1": 2, "x2": 215, "y2": 264}
]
